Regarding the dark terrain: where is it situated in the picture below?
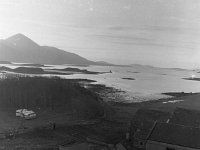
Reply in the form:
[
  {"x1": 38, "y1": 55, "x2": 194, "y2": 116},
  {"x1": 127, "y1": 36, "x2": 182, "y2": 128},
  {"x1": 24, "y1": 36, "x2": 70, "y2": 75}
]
[{"x1": 0, "y1": 75, "x2": 200, "y2": 149}]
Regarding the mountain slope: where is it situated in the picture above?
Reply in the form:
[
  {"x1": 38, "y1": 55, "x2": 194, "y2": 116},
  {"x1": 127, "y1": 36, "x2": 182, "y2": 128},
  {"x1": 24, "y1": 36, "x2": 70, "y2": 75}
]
[{"x1": 0, "y1": 33, "x2": 107, "y2": 65}]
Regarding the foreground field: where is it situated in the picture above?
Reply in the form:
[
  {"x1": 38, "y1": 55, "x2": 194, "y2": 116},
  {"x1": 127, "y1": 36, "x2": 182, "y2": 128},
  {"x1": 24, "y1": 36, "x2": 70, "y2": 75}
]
[{"x1": 0, "y1": 77, "x2": 199, "y2": 149}]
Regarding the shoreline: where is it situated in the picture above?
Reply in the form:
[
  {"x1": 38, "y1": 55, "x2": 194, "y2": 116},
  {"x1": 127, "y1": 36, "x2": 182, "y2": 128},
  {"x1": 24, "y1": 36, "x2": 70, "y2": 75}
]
[
  {"x1": 84, "y1": 81, "x2": 200, "y2": 121},
  {"x1": 84, "y1": 80, "x2": 199, "y2": 104}
]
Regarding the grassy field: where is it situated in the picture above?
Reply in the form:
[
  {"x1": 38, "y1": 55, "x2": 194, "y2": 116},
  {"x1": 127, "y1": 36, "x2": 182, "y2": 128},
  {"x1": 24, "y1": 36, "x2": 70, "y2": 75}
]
[{"x1": 0, "y1": 78, "x2": 199, "y2": 149}]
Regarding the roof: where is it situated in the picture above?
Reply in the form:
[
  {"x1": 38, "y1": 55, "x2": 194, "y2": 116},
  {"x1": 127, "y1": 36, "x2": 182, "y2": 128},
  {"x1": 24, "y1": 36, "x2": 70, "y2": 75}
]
[
  {"x1": 131, "y1": 109, "x2": 170, "y2": 139},
  {"x1": 60, "y1": 143, "x2": 89, "y2": 150},
  {"x1": 116, "y1": 143, "x2": 127, "y2": 150},
  {"x1": 133, "y1": 120, "x2": 156, "y2": 140},
  {"x1": 132, "y1": 109, "x2": 170, "y2": 125},
  {"x1": 169, "y1": 107, "x2": 200, "y2": 127},
  {"x1": 148, "y1": 122, "x2": 200, "y2": 149},
  {"x1": 60, "y1": 142, "x2": 109, "y2": 150}
]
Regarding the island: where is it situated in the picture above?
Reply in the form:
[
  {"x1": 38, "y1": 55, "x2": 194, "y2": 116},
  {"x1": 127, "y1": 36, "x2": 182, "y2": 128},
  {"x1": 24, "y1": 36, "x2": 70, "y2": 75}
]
[
  {"x1": 0, "y1": 66, "x2": 72, "y2": 75},
  {"x1": 16, "y1": 63, "x2": 46, "y2": 67},
  {"x1": 183, "y1": 77, "x2": 200, "y2": 81},
  {"x1": 48, "y1": 67, "x2": 111, "y2": 75},
  {"x1": 122, "y1": 77, "x2": 135, "y2": 80}
]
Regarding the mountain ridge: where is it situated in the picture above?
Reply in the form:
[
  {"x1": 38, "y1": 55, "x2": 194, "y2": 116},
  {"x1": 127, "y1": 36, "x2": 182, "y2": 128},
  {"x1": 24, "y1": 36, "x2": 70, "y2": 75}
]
[
  {"x1": 0, "y1": 33, "x2": 113, "y2": 66},
  {"x1": 130, "y1": 64, "x2": 190, "y2": 71}
]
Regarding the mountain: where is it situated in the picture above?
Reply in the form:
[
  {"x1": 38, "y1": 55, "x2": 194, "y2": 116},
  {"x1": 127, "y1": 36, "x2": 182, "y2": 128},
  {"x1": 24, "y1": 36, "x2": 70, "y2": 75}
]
[
  {"x1": 95, "y1": 61, "x2": 115, "y2": 66},
  {"x1": 0, "y1": 33, "x2": 112, "y2": 65},
  {"x1": 130, "y1": 64, "x2": 157, "y2": 69},
  {"x1": 130, "y1": 64, "x2": 189, "y2": 71}
]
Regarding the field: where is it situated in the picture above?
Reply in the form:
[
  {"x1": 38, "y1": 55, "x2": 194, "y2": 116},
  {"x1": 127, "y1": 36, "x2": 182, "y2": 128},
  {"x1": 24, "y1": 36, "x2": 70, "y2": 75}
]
[{"x1": 0, "y1": 77, "x2": 199, "y2": 149}]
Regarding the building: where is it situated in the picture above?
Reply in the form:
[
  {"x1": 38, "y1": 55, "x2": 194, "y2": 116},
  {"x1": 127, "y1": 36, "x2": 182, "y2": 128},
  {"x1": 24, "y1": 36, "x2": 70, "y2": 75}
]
[
  {"x1": 130, "y1": 108, "x2": 170, "y2": 134},
  {"x1": 59, "y1": 137, "x2": 128, "y2": 150},
  {"x1": 129, "y1": 108, "x2": 200, "y2": 150},
  {"x1": 59, "y1": 142, "x2": 110, "y2": 150},
  {"x1": 169, "y1": 107, "x2": 200, "y2": 127},
  {"x1": 130, "y1": 109, "x2": 170, "y2": 149},
  {"x1": 146, "y1": 122, "x2": 200, "y2": 150},
  {"x1": 59, "y1": 137, "x2": 118, "y2": 150},
  {"x1": 131, "y1": 120, "x2": 155, "y2": 149}
]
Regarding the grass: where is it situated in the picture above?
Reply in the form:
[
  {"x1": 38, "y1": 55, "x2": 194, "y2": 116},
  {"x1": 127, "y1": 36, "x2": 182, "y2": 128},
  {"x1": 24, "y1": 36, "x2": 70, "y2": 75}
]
[{"x1": 1, "y1": 76, "x2": 200, "y2": 149}]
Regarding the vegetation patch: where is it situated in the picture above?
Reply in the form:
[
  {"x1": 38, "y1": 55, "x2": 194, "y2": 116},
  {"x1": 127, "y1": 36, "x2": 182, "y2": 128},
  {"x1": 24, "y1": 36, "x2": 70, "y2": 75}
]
[{"x1": 0, "y1": 76, "x2": 104, "y2": 119}]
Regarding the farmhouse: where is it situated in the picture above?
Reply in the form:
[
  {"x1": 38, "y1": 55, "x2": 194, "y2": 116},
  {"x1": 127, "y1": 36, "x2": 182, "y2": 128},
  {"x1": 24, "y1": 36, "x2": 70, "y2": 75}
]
[
  {"x1": 169, "y1": 107, "x2": 200, "y2": 127},
  {"x1": 130, "y1": 109, "x2": 170, "y2": 149},
  {"x1": 146, "y1": 122, "x2": 200, "y2": 150},
  {"x1": 59, "y1": 137, "x2": 114, "y2": 150},
  {"x1": 59, "y1": 142, "x2": 109, "y2": 150},
  {"x1": 129, "y1": 108, "x2": 200, "y2": 150}
]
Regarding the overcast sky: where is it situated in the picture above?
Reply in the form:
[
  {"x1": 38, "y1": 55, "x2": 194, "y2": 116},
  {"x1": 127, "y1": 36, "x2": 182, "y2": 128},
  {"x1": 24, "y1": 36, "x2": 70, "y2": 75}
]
[{"x1": 0, "y1": 0, "x2": 200, "y2": 68}]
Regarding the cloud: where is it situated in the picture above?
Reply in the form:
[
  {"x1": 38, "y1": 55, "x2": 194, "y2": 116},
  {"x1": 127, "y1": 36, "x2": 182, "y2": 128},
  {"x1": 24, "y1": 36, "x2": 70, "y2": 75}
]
[
  {"x1": 90, "y1": 33, "x2": 196, "y2": 50},
  {"x1": 92, "y1": 34, "x2": 150, "y2": 42},
  {"x1": 89, "y1": 7, "x2": 94, "y2": 11},
  {"x1": 0, "y1": 1, "x2": 19, "y2": 5},
  {"x1": 105, "y1": 25, "x2": 188, "y2": 33},
  {"x1": 21, "y1": 19, "x2": 95, "y2": 30},
  {"x1": 170, "y1": 16, "x2": 200, "y2": 24},
  {"x1": 110, "y1": 40, "x2": 193, "y2": 50},
  {"x1": 106, "y1": 26, "x2": 134, "y2": 31},
  {"x1": 123, "y1": 5, "x2": 131, "y2": 10}
]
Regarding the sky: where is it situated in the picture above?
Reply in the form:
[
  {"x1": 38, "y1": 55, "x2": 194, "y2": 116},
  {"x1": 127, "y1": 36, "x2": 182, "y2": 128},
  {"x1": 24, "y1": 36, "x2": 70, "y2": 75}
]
[{"x1": 0, "y1": 0, "x2": 200, "y2": 68}]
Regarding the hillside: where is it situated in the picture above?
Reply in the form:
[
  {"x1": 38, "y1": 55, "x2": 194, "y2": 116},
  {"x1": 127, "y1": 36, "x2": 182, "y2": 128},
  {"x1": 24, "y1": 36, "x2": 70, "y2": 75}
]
[
  {"x1": 0, "y1": 33, "x2": 112, "y2": 66},
  {"x1": 0, "y1": 76, "x2": 104, "y2": 119}
]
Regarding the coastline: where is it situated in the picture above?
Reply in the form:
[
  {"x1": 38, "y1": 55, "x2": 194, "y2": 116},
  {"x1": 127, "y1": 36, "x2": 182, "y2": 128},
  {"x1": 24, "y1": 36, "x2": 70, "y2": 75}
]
[
  {"x1": 85, "y1": 82, "x2": 172, "y2": 103},
  {"x1": 84, "y1": 81, "x2": 200, "y2": 123}
]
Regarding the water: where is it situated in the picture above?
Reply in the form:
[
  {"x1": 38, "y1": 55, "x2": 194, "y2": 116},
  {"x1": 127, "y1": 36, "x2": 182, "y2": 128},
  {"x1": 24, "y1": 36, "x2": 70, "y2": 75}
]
[
  {"x1": 2, "y1": 64, "x2": 200, "y2": 103},
  {"x1": 44, "y1": 65, "x2": 200, "y2": 102}
]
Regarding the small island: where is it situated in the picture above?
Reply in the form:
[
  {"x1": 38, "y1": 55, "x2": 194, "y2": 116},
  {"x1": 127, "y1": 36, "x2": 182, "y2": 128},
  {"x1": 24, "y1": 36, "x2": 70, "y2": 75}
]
[
  {"x1": 183, "y1": 77, "x2": 200, "y2": 81},
  {"x1": 48, "y1": 67, "x2": 110, "y2": 75},
  {"x1": 122, "y1": 77, "x2": 135, "y2": 80},
  {"x1": 64, "y1": 64, "x2": 90, "y2": 67},
  {"x1": 162, "y1": 92, "x2": 198, "y2": 97},
  {"x1": 0, "y1": 66, "x2": 112, "y2": 75},
  {"x1": 127, "y1": 71, "x2": 140, "y2": 73},
  {"x1": 0, "y1": 66, "x2": 71, "y2": 75},
  {"x1": 16, "y1": 63, "x2": 46, "y2": 67}
]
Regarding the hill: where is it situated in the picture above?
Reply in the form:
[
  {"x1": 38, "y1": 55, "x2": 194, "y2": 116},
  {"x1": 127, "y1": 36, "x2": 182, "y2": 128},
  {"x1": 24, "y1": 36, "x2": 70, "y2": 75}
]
[
  {"x1": 0, "y1": 76, "x2": 104, "y2": 119},
  {"x1": 0, "y1": 33, "x2": 112, "y2": 66},
  {"x1": 130, "y1": 64, "x2": 189, "y2": 71}
]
